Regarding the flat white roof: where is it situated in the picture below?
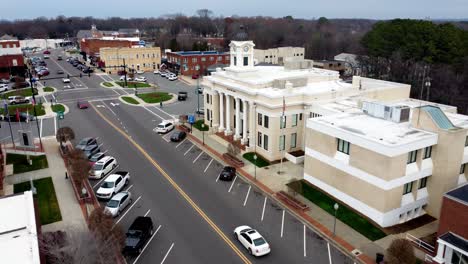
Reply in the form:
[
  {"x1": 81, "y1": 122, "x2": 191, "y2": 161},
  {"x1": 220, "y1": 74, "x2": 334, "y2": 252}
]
[
  {"x1": 0, "y1": 47, "x2": 22, "y2": 56},
  {"x1": 0, "y1": 191, "x2": 40, "y2": 264},
  {"x1": 446, "y1": 112, "x2": 468, "y2": 129}
]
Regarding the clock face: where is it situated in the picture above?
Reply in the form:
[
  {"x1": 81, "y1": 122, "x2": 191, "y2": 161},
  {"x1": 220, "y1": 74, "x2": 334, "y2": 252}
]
[{"x1": 243, "y1": 46, "x2": 249, "y2": 52}]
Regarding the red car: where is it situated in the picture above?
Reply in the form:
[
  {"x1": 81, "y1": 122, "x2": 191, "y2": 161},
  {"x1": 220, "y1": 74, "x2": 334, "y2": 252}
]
[
  {"x1": 192, "y1": 74, "x2": 199, "y2": 79},
  {"x1": 43, "y1": 50, "x2": 51, "y2": 54},
  {"x1": 77, "y1": 100, "x2": 89, "y2": 109},
  {"x1": 38, "y1": 70, "x2": 49, "y2": 77}
]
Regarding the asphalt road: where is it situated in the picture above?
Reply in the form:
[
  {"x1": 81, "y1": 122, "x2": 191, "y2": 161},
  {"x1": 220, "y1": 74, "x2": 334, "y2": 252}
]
[{"x1": 6, "y1": 49, "x2": 355, "y2": 264}]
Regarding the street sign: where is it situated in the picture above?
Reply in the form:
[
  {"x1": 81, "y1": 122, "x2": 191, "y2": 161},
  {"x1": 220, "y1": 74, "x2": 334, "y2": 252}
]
[
  {"x1": 188, "y1": 115, "x2": 195, "y2": 124},
  {"x1": 31, "y1": 77, "x2": 37, "y2": 83},
  {"x1": 139, "y1": 40, "x2": 146, "y2": 46},
  {"x1": 57, "y1": 111, "x2": 64, "y2": 119}
]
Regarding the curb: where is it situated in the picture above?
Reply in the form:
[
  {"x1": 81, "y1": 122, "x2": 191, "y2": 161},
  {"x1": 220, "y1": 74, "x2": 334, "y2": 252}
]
[{"x1": 186, "y1": 132, "x2": 373, "y2": 264}]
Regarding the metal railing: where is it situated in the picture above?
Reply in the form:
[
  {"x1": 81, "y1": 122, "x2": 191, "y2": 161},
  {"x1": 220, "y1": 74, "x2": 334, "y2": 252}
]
[
  {"x1": 425, "y1": 254, "x2": 434, "y2": 263},
  {"x1": 406, "y1": 233, "x2": 435, "y2": 253}
]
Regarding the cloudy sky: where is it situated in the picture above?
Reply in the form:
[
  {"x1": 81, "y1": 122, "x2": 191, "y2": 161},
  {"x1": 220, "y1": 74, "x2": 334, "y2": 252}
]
[{"x1": 1, "y1": 0, "x2": 467, "y2": 20}]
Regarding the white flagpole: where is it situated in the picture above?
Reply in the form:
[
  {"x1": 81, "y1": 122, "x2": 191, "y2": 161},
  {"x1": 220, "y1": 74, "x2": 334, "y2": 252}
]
[{"x1": 278, "y1": 96, "x2": 285, "y2": 175}]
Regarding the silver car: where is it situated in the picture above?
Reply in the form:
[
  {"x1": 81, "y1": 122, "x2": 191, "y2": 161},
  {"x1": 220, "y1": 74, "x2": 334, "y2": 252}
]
[{"x1": 104, "y1": 192, "x2": 132, "y2": 217}]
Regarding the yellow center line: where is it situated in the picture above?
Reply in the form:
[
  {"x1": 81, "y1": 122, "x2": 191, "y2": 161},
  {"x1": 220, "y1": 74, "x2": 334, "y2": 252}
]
[{"x1": 91, "y1": 104, "x2": 252, "y2": 264}]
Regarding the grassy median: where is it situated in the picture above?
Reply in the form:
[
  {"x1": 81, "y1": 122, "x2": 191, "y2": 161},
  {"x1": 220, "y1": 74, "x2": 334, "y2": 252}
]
[
  {"x1": 102, "y1": 82, "x2": 114, "y2": 87},
  {"x1": 51, "y1": 104, "x2": 65, "y2": 113},
  {"x1": 2, "y1": 88, "x2": 38, "y2": 99},
  {"x1": 121, "y1": 96, "x2": 140, "y2": 105},
  {"x1": 137, "y1": 92, "x2": 172, "y2": 104},
  {"x1": 43, "y1": 86, "x2": 55, "y2": 92},
  {"x1": 116, "y1": 81, "x2": 151, "y2": 88}
]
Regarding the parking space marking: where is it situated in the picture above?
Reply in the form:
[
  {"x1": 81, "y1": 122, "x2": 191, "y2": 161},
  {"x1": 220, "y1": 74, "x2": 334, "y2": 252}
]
[
  {"x1": 143, "y1": 106, "x2": 165, "y2": 120},
  {"x1": 228, "y1": 176, "x2": 237, "y2": 193},
  {"x1": 281, "y1": 210, "x2": 285, "y2": 238},
  {"x1": 193, "y1": 152, "x2": 203, "y2": 163},
  {"x1": 303, "y1": 225, "x2": 307, "y2": 257},
  {"x1": 125, "y1": 184, "x2": 134, "y2": 192},
  {"x1": 162, "y1": 133, "x2": 171, "y2": 142},
  {"x1": 160, "y1": 243, "x2": 175, "y2": 264},
  {"x1": 184, "y1": 145, "x2": 194, "y2": 156},
  {"x1": 215, "y1": 173, "x2": 221, "y2": 182},
  {"x1": 261, "y1": 197, "x2": 267, "y2": 221},
  {"x1": 327, "y1": 242, "x2": 332, "y2": 264},
  {"x1": 175, "y1": 138, "x2": 187, "y2": 148},
  {"x1": 204, "y1": 158, "x2": 213, "y2": 173},
  {"x1": 132, "y1": 225, "x2": 162, "y2": 264},
  {"x1": 114, "y1": 196, "x2": 142, "y2": 227},
  {"x1": 243, "y1": 185, "x2": 251, "y2": 206},
  {"x1": 144, "y1": 209, "x2": 151, "y2": 217}
]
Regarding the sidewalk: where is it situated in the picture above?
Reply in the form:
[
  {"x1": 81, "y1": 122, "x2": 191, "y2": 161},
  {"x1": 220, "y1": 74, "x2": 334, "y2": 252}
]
[{"x1": 40, "y1": 138, "x2": 87, "y2": 233}]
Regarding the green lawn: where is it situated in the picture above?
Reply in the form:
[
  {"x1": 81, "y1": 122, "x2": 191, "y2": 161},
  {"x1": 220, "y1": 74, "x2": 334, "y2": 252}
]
[
  {"x1": 115, "y1": 81, "x2": 151, "y2": 88},
  {"x1": 2, "y1": 88, "x2": 38, "y2": 99},
  {"x1": 121, "y1": 96, "x2": 140, "y2": 105},
  {"x1": 0, "y1": 104, "x2": 45, "y2": 116},
  {"x1": 14, "y1": 177, "x2": 62, "y2": 225},
  {"x1": 102, "y1": 82, "x2": 114, "y2": 87},
  {"x1": 193, "y1": 119, "x2": 209, "y2": 131},
  {"x1": 43, "y1": 87, "x2": 55, "y2": 92},
  {"x1": 51, "y1": 104, "x2": 65, "y2": 113},
  {"x1": 137, "y1": 92, "x2": 172, "y2": 104},
  {"x1": 7, "y1": 153, "x2": 49, "y2": 174},
  {"x1": 288, "y1": 180, "x2": 387, "y2": 241},
  {"x1": 243, "y1": 152, "x2": 270, "y2": 167}
]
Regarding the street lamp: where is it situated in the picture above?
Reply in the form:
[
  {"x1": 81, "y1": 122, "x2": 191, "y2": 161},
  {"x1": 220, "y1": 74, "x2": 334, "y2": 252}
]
[
  {"x1": 253, "y1": 154, "x2": 258, "y2": 180},
  {"x1": 333, "y1": 203, "x2": 339, "y2": 236},
  {"x1": 425, "y1": 79, "x2": 431, "y2": 101},
  {"x1": 201, "y1": 123, "x2": 205, "y2": 145}
]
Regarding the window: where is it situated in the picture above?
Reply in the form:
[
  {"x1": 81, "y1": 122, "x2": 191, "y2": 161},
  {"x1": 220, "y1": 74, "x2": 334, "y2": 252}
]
[
  {"x1": 183, "y1": 58, "x2": 187, "y2": 63},
  {"x1": 292, "y1": 114, "x2": 298, "y2": 127},
  {"x1": 201, "y1": 57, "x2": 206, "y2": 62},
  {"x1": 407, "y1": 150, "x2": 418, "y2": 164},
  {"x1": 136, "y1": 54, "x2": 139, "y2": 59},
  {"x1": 423, "y1": 146, "x2": 432, "y2": 159},
  {"x1": 218, "y1": 56, "x2": 222, "y2": 61},
  {"x1": 264, "y1": 134, "x2": 269, "y2": 150},
  {"x1": 461, "y1": 164, "x2": 466, "y2": 174},
  {"x1": 264, "y1": 116, "x2": 269, "y2": 128},
  {"x1": 419, "y1": 177, "x2": 428, "y2": 189},
  {"x1": 258, "y1": 113, "x2": 262, "y2": 126},
  {"x1": 206, "y1": 95, "x2": 210, "y2": 104},
  {"x1": 465, "y1": 136, "x2": 468, "y2": 146},
  {"x1": 280, "y1": 116, "x2": 286, "y2": 129},
  {"x1": 243, "y1": 57, "x2": 248, "y2": 66},
  {"x1": 337, "y1": 139, "x2": 350, "y2": 154},
  {"x1": 234, "y1": 57, "x2": 237, "y2": 66},
  {"x1": 279, "y1": 135, "x2": 285, "y2": 151},
  {"x1": 152, "y1": 53, "x2": 155, "y2": 58},
  {"x1": 299, "y1": 113, "x2": 303, "y2": 120},
  {"x1": 291, "y1": 133, "x2": 297, "y2": 148},
  {"x1": 210, "y1": 57, "x2": 214, "y2": 61},
  {"x1": 258, "y1": 132, "x2": 262, "y2": 147},
  {"x1": 403, "y1": 182, "x2": 413, "y2": 194},
  {"x1": 195, "y1": 65, "x2": 200, "y2": 71},
  {"x1": 192, "y1": 58, "x2": 198, "y2": 63},
  {"x1": 310, "y1": 112, "x2": 322, "y2": 118}
]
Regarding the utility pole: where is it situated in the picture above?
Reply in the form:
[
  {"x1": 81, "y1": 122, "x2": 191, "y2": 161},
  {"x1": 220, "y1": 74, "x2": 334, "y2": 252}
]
[{"x1": 123, "y1": 58, "x2": 128, "y2": 87}]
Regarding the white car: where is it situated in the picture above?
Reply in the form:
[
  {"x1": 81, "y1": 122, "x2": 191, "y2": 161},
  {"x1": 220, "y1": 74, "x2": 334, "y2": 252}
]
[
  {"x1": 165, "y1": 73, "x2": 175, "y2": 79},
  {"x1": 168, "y1": 75, "x2": 178, "y2": 81},
  {"x1": 160, "y1": 71, "x2": 168, "y2": 77},
  {"x1": 136, "y1": 70, "x2": 144, "y2": 74},
  {"x1": 134, "y1": 76, "x2": 147, "y2": 82},
  {"x1": 0, "y1": 84, "x2": 8, "y2": 92},
  {"x1": 95, "y1": 171, "x2": 130, "y2": 200},
  {"x1": 153, "y1": 70, "x2": 159, "y2": 74},
  {"x1": 104, "y1": 191, "x2": 132, "y2": 217},
  {"x1": 155, "y1": 120, "x2": 174, "y2": 134},
  {"x1": 234, "y1": 226, "x2": 271, "y2": 257},
  {"x1": 119, "y1": 75, "x2": 133, "y2": 81},
  {"x1": 44, "y1": 54, "x2": 50, "y2": 59},
  {"x1": 89, "y1": 156, "x2": 117, "y2": 179},
  {"x1": 62, "y1": 78, "x2": 70, "y2": 83}
]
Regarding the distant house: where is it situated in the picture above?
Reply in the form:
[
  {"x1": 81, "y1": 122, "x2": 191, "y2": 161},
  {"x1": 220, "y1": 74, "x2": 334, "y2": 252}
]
[{"x1": 334, "y1": 53, "x2": 361, "y2": 76}]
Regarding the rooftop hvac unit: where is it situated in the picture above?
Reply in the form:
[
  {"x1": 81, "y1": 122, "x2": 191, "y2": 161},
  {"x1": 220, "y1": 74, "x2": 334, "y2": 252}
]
[{"x1": 391, "y1": 106, "x2": 410, "y2": 123}]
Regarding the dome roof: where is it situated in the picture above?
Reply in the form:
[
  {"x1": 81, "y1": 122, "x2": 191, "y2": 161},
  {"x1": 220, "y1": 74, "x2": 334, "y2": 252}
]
[{"x1": 233, "y1": 25, "x2": 248, "y2": 41}]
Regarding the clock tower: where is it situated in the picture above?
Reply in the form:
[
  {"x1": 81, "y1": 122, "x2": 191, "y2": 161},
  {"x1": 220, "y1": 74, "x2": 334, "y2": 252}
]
[{"x1": 229, "y1": 41, "x2": 255, "y2": 68}]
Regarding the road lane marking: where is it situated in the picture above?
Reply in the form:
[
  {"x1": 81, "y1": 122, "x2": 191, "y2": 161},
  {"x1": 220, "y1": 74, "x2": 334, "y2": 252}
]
[
  {"x1": 150, "y1": 105, "x2": 175, "y2": 120},
  {"x1": 216, "y1": 173, "x2": 221, "y2": 182},
  {"x1": 91, "y1": 103, "x2": 252, "y2": 264},
  {"x1": 114, "y1": 195, "x2": 142, "y2": 227},
  {"x1": 281, "y1": 210, "x2": 285, "y2": 237},
  {"x1": 143, "y1": 106, "x2": 164, "y2": 120},
  {"x1": 39, "y1": 118, "x2": 43, "y2": 138},
  {"x1": 175, "y1": 139, "x2": 186, "y2": 148},
  {"x1": 184, "y1": 145, "x2": 194, "y2": 156},
  {"x1": 101, "y1": 101, "x2": 117, "y2": 116},
  {"x1": 327, "y1": 242, "x2": 332, "y2": 264},
  {"x1": 144, "y1": 209, "x2": 151, "y2": 217},
  {"x1": 228, "y1": 175, "x2": 237, "y2": 193},
  {"x1": 261, "y1": 197, "x2": 267, "y2": 221},
  {"x1": 193, "y1": 152, "x2": 203, "y2": 163},
  {"x1": 132, "y1": 225, "x2": 162, "y2": 264},
  {"x1": 160, "y1": 243, "x2": 175, "y2": 264},
  {"x1": 243, "y1": 185, "x2": 251, "y2": 206},
  {"x1": 204, "y1": 158, "x2": 213, "y2": 173},
  {"x1": 304, "y1": 225, "x2": 307, "y2": 257},
  {"x1": 125, "y1": 184, "x2": 133, "y2": 192}
]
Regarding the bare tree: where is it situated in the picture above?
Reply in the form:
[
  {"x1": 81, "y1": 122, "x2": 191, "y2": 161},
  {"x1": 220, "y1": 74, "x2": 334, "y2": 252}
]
[
  {"x1": 386, "y1": 238, "x2": 416, "y2": 264},
  {"x1": 88, "y1": 207, "x2": 125, "y2": 252},
  {"x1": 227, "y1": 143, "x2": 241, "y2": 157},
  {"x1": 56, "y1": 126, "x2": 75, "y2": 147}
]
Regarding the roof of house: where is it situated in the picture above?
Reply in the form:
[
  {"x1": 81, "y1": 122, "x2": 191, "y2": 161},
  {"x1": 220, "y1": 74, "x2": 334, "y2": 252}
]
[
  {"x1": 0, "y1": 191, "x2": 40, "y2": 264},
  {"x1": 439, "y1": 232, "x2": 468, "y2": 252},
  {"x1": 0, "y1": 34, "x2": 17, "y2": 40},
  {"x1": 445, "y1": 184, "x2": 468, "y2": 204}
]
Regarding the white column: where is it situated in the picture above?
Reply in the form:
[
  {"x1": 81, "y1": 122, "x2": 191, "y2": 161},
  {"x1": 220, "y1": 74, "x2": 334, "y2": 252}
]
[
  {"x1": 432, "y1": 242, "x2": 446, "y2": 263},
  {"x1": 225, "y1": 94, "x2": 232, "y2": 135},
  {"x1": 234, "y1": 97, "x2": 241, "y2": 140},
  {"x1": 249, "y1": 101, "x2": 256, "y2": 148},
  {"x1": 242, "y1": 100, "x2": 248, "y2": 144},
  {"x1": 219, "y1": 92, "x2": 225, "y2": 132}
]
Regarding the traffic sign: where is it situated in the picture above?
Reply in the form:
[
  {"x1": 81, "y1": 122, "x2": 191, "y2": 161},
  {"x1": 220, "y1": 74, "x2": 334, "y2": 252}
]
[
  {"x1": 57, "y1": 111, "x2": 64, "y2": 119},
  {"x1": 188, "y1": 115, "x2": 195, "y2": 124}
]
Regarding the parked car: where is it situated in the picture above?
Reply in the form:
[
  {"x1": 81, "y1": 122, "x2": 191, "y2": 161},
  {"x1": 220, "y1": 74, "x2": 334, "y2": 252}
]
[
  {"x1": 155, "y1": 120, "x2": 174, "y2": 134},
  {"x1": 83, "y1": 67, "x2": 93, "y2": 73},
  {"x1": 56, "y1": 69, "x2": 64, "y2": 74},
  {"x1": 62, "y1": 78, "x2": 70, "y2": 83},
  {"x1": 75, "y1": 137, "x2": 97, "y2": 150},
  {"x1": 95, "y1": 171, "x2": 130, "y2": 200},
  {"x1": 10, "y1": 76, "x2": 25, "y2": 83},
  {"x1": 153, "y1": 70, "x2": 159, "y2": 74},
  {"x1": 0, "y1": 112, "x2": 35, "y2": 122},
  {"x1": 117, "y1": 70, "x2": 127, "y2": 76},
  {"x1": 90, "y1": 156, "x2": 117, "y2": 180},
  {"x1": 105, "y1": 192, "x2": 133, "y2": 217},
  {"x1": 136, "y1": 70, "x2": 144, "y2": 74},
  {"x1": 177, "y1": 91, "x2": 188, "y2": 101},
  {"x1": 57, "y1": 56, "x2": 62, "y2": 60},
  {"x1": 197, "y1": 87, "x2": 203, "y2": 94},
  {"x1": 8, "y1": 95, "x2": 30, "y2": 105},
  {"x1": 160, "y1": 71, "x2": 169, "y2": 77},
  {"x1": 38, "y1": 70, "x2": 49, "y2": 77},
  {"x1": 170, "y1": 131, "x2": 186, "y2": 142},
  {"x1": 165, "y1": 73, "x2": 175, "y2": 79},
  {"x1": 219, "y1": 166, "x2": 236, "y2": 181},
  {"x1": 134, "y1": 76, "x2": 147, "y2": 82},
  {"x1": 0, "y1": 78, "x2": 9, "y2": 84},
  {"x1": 123, "y1": 217, "x2": 154, "y2": 255},
  {"x1": 43, "y1": 50, "x2": 50, "y2": 54},
  {"x1": 234, "y1": 226, "x2": 271, "y2": 257},
  {"x1": 83, "y1": 144, "x2": 100, "y2": 159},
  {"x1": 0, "y1": 84, "x2": 8, "y2": 92},
  {"x1": 43, "y1": 54, "x2": 50, "y2": 59},
  {"x1": 192, "y1": 74, "x2": 199, "y2": 79},
  {"x1": 77, "y1": 100, "x2": 89, "y2": 109},
  {"x1": 12, "y1": 82, "x2": 29, "y2": 89},
  {"x1": 196, "y1": 107, "x2": 204, "y2": 115},
  {"x1": 168, "y1": 75, "x2": 178, "y2": 81},
  {"x1": 89, "y1": 152, "x2": 106, "y2": 165}
]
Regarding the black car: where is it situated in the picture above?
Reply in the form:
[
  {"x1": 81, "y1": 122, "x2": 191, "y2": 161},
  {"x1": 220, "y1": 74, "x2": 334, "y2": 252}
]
[
  {"x1": 83, "y1": 67, "x2": 94, "y2": 73},
  {"x1": 83, "y1": 144, "x2": 100, "y2": 159},
  {"x1": 123, "y1": 217, "x2": 154, "y2": 255},
  {"x1": 57, "y1": 70, "x2": 64, "y2": 74},
  {"x1": 75, "y1": 137, "x2": 98, "y2": 151},
  {"x1": 178, "y1": 91, "x2": 188, "y2": 101},
  {"x1": 219, "y1": 166, "x2": 236, "y2": 181},
  {"x1": 170, "y1": 131, "x2": 186, "y2": 142},
  {"x1": 12, "y1": 82, "x2": 30, "y2": 89}
]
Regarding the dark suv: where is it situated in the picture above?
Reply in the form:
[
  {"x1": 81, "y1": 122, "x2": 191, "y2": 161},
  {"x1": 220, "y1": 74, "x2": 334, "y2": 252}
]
[
  {"x1": 123, "y1": 217, "x2": 154, "y2": 255},
  {"x1": 219, "y1": 166, "x2": 236, "y2": 181}
]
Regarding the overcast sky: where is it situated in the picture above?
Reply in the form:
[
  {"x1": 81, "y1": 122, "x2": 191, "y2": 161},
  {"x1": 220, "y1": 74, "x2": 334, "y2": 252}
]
[{"x1": 1, "y1": 0, "x2": 467, "y2": 20}]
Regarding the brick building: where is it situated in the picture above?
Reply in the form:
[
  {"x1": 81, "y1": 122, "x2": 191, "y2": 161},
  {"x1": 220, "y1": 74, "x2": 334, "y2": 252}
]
[
  {"x1": 100, "y1": 46, "x2": 161, "y2": 72},
  {"x1": 80, "y1": 39, "x2": 133, "y2": 57},
  {"x1": 0, "y1": 39, "x2": 24, "y2": 79},
  {"x1": 166, "y1": 51, "x2": 229, "y2": 76},
  {"x1": 432, "y1": 184, "x2": 468, "y2": 263}
]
